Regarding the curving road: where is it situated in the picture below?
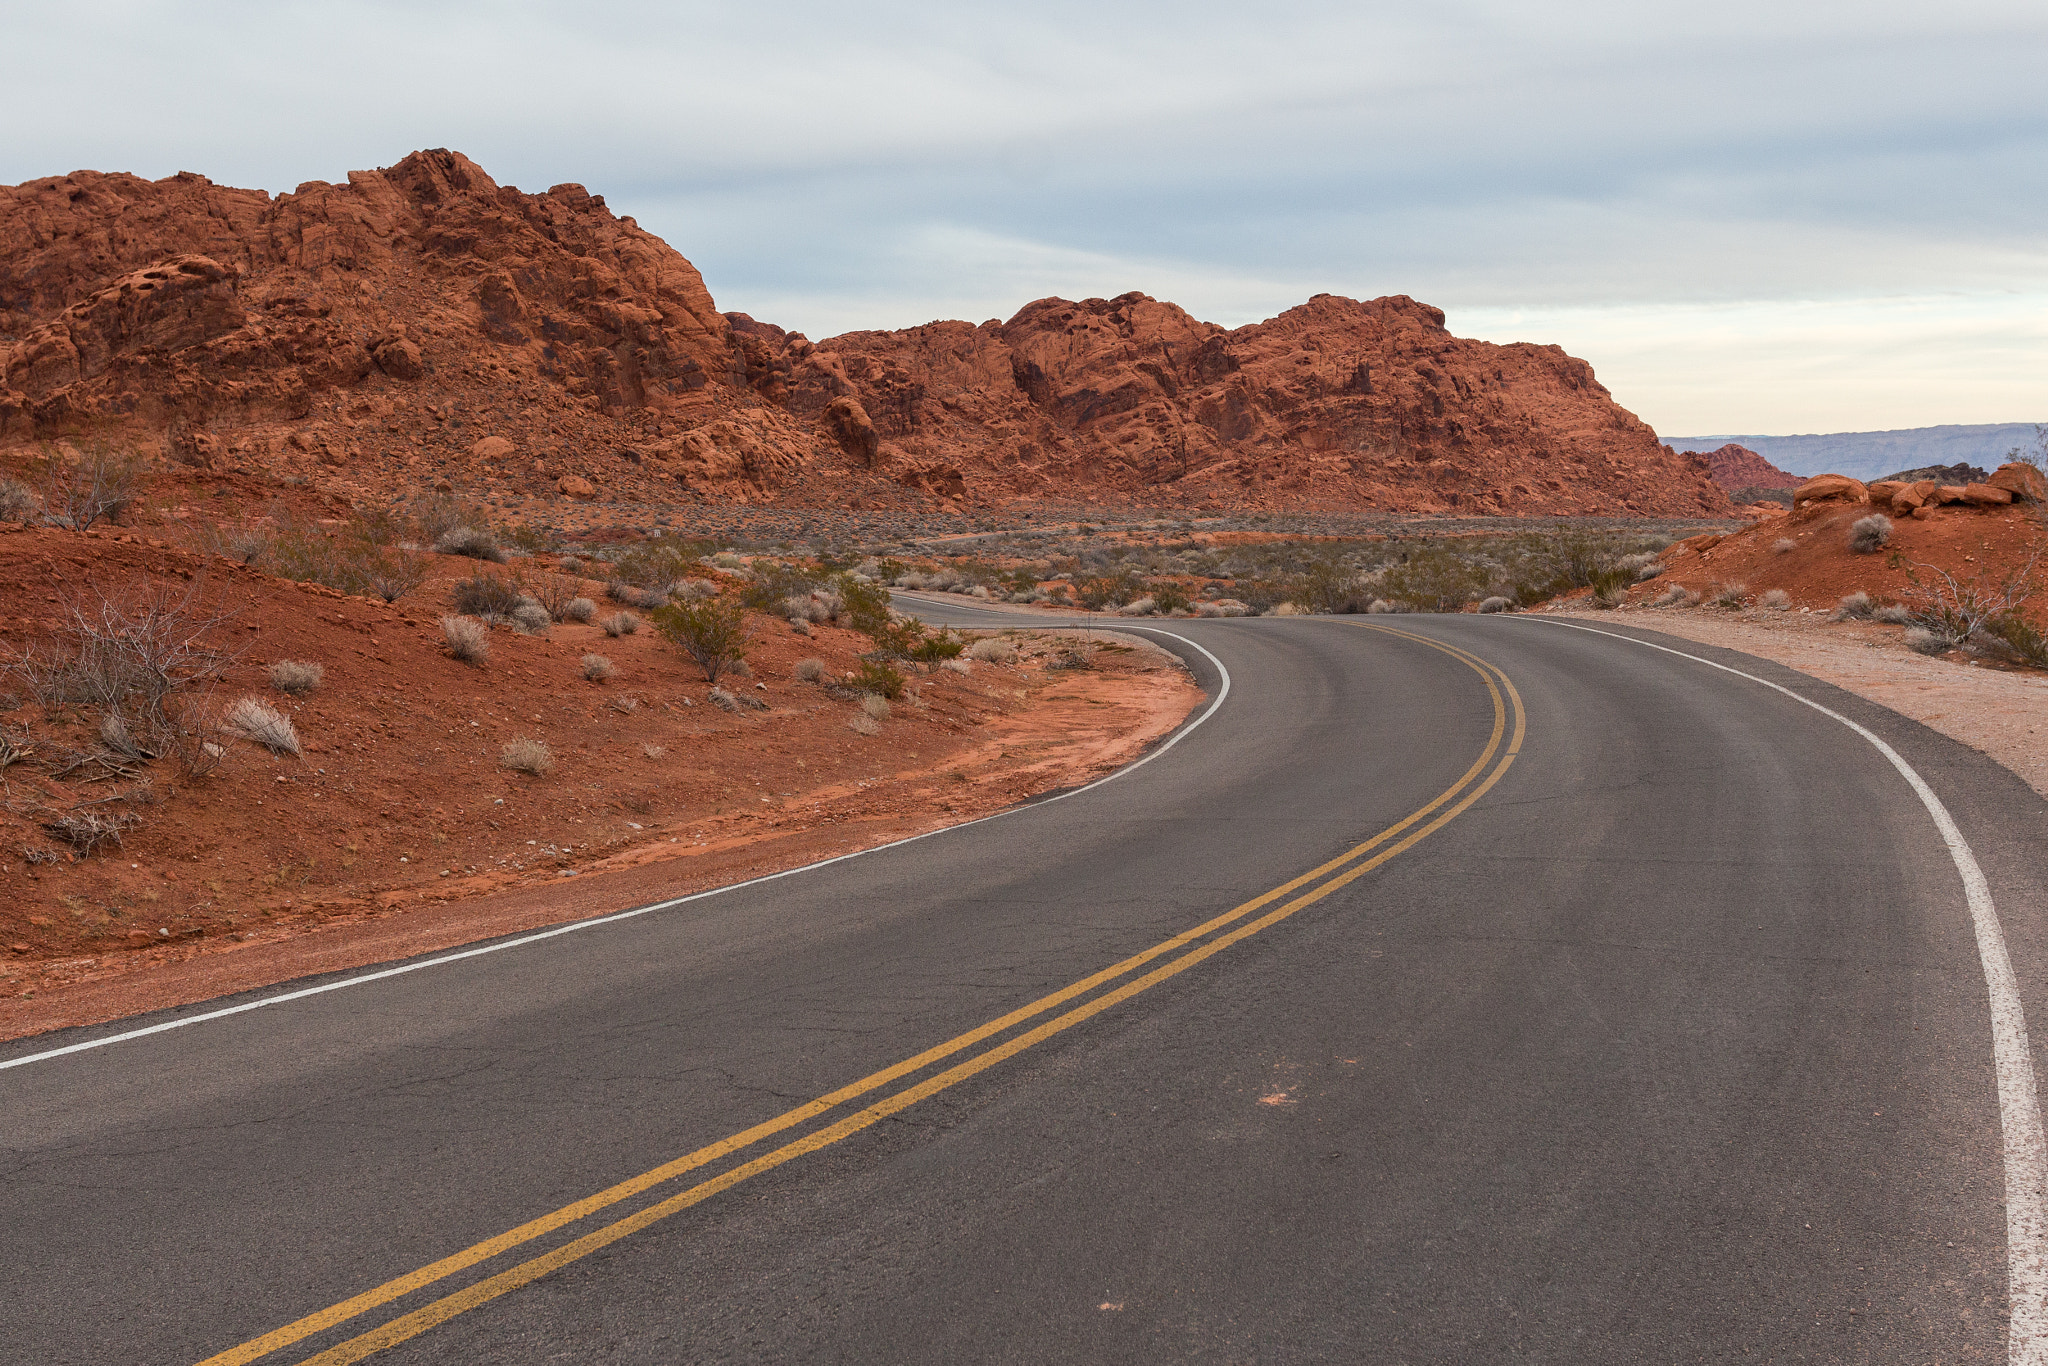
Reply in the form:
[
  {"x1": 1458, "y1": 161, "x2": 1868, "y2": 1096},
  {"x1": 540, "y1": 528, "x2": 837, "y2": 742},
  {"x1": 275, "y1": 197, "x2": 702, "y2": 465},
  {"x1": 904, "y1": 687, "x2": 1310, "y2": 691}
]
[{"x1": 4, "y1": 607, "x2": 2048, "y2": 1364}]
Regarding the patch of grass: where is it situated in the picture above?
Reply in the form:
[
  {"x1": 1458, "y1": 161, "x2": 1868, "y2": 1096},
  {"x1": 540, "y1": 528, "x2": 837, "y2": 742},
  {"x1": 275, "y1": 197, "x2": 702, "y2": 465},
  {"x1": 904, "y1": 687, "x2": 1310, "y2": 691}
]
[
  {"x1": 224, "y1": 696, "x2": 301, "y2": 755},
  {"x1": 852, "y1": 659, "x2": 905, "y2": 698},
  {"x1": 500, "y1": 737, "x2": 552, "y2": 775},
  {"x1": 793, "y1": 657, "x2": 826, "y2": 682},
  {"x1": 1760, "y1": 589, "x2": 1792, "y2": 610},
  {"x1": 847, "y1": 712, "x2": 881, "y2": 736},
  {"x1": 861, "y1": 694, "x2": 891, "y2": 722},
  {"x1": 453, "y1": 573, "x2": 524, "y2": 621},
  {"x1": 1849, "y1": 514, "x2": 1893, "y2": 554},
  {"x1": 1836, "y1": 590, "x2": 1875, "y2": 620},
  {"x1": 1709, "y1": 582, "x2": 1748, "y2": 609},
  {"x1": 1773, "y1": 537, "x2": 1797, "y2": 554},
  {"x1": 600, "y1": 611, "x2": 640, "y2": 638},
  {"x1": 442, "y1": 616, "x2": 489, "y2": 665},
  {"x1": 268, "y1": 660, "x2": 323, "y2": 695},
  {"x1": 581, "y1": 654, "x2": 614, "y2": 682},
  {"x1": 434, "y1": 526, "x2": 507, "y2": 562}
]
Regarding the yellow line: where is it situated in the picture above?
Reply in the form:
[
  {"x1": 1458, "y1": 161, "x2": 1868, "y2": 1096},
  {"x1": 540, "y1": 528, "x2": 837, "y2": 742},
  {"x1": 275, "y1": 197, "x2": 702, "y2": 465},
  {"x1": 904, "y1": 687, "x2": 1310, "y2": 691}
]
[{"x1": 201, "y1": 627, "x2": 1523, "y2": 1366}]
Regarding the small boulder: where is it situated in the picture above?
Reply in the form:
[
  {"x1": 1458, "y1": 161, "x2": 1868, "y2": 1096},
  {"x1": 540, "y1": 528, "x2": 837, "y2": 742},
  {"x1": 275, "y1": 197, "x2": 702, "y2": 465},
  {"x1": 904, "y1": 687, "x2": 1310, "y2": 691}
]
[
  {"x1": 557, "y1": 474, "x2": 597, "y2": 500},
  {"x1": 471, "y1": 435, "x2": 516, "y2": 461},
  {"x1": 1793, "y1": 474, "x2": 1867, "y2": 505},
  {"x1": 1988, "y1": 461, "x2": 2048, "y2": 504},
  {"x1": 1867, "y1": 480, "x2": 1908, "y2": 504},
  {"x1": 371, "y1": 337, "x2": 423, "y2": 380},
  {"x1": 1934, "y1": 485, "x2": 1969, "y2": 506},
  {"x1": 1962, "y1": 482, "x2": 2016, "y2": 508}
]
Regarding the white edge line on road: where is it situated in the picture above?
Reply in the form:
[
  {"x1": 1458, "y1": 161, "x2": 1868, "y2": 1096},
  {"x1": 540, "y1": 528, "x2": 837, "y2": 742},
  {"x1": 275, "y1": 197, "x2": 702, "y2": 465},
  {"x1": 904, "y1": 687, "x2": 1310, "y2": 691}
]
[
  {"x1": 1521, "y1": 615, "x2": 2048, "y2": 1365},
  {"x1": 0, "y1": 629, "x2": 1230, "y2": 1074}
]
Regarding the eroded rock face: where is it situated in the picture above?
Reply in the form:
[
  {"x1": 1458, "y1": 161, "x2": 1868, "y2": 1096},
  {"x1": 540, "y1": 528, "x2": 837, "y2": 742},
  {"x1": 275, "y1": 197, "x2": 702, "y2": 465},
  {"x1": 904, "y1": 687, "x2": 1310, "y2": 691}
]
[
  {"x1": 0, "y1": 153, "x2": 1730, "y2": 516},
  {"x1": 1686, "y1": 442, "x2": 1798, "y2": 492},
  {"x1": 1794, "y1": 474, "x2": 1869, "y2": 506},
  {"x1": 768, "y1": 290, "x2": 1730, "y2": 516}
]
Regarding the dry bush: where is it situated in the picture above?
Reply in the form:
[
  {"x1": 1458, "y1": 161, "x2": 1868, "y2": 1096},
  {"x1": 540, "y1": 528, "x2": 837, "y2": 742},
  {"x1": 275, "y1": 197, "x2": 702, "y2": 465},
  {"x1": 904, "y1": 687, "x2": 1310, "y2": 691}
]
[
  {"x1": 675, "y1": 579, "x2": 718, "y2": 604},
  {"x1": 1904, "y1": 627, "x2": 1947, "y2": 655},
  {"x1": 269, "y1": 660, "x2": 323, "y2": 695},
  {"x1": 1366, "y1": 599, "x2": 1397, "y2": 614},
  {"x1": 1835, "y1": 590, "x2": 1875, "y2": 620},
  {"x1": 642, "y1": 743, "x2": 666, "y2": 759},
  {"x1": 41, "y1": 807, "x2": 140, "y2": 856},
  {"x1": 1, "y1": 476, "x2": 44, "y2": 523},
  {"x1": 847, "y1": 712, "x2": 881, "y2": 736},
  {"x1": 433, "y1": 525, "x2": 507, "y2": 562},
  {"x1": 562, "y1": 597, "x2": 596, "y2": 623},
  {"x1": 224, "y1": 696, "x2": 301, "y2": 755},
  {"x1": 652, "y1": 598, "x2": 750, "y2": 684},
  {"x1": 1760, "y1": 589, "x2": 1792, "y2": 610},
  {"x1": 793, "y1": 657, "x2": 826, "y2": 682},
  {"x1": 965, "y1": 637, "x2": 1015, "y2": 662},
  {"x1": 581, "y1": 654, "x2": 614, "y2": 681},
  {"x1": 709, "y1": 687, "x2": 741, "y2": 713},
  {"x1": 1195, "y1": 599, "x2": 1251, "y2": 617},
  {"x1": 530, "y1": 573, "x2": 587, "y2": 623},
  {"x1": 609, "y1": 695, "x2": 639, "y2": 714},
  {"x1": 860, "y1": 694, "x2": 891, "y2": 722},
  {"x1": 1773, "y1": 538, "x2": 1797, "y2": 555},
  {"x1": 1709, "y1": 582, "x2": 1748, "y2": 609},
  {"x1": 940, "y1": 657, "x2": 971, "y2": 674},
  {"x1": 1989, "y1": 614, "x2": 2048, "y2": 668},
  {"x1": 1874, "y1": 603, "x2": 1914, "y2": 625},
  {"x1": 601, "y1": 611, "x2": 640, "y2": 638},
  {"x1": 1903, "y1": 550, "x2": 2041, "y2": 648},
  {"x1": 509, "y1": 599, "x2": 552, "y2": 635},
  {"x1": 500, "y1": 737, "x2": 552, "y2": 775},
  {"x1": 442, "y1": 615, "x2": 489, "y2": 664},
  {"x1": 1477, "y1": 596, "x2": 1513, "y2": 614},
  {"x1": 607, "y1": 580, "x2": 669, "y2": 609},
  {"x1": 1849, "y1": 514, "x2": 1894, "y2": 554},
  {"x1": 40, "y1": 443, "x2": 147, "y2": 531},
  {"x1": 453, "y1": 573, "x2": 524, "y2": 621}
]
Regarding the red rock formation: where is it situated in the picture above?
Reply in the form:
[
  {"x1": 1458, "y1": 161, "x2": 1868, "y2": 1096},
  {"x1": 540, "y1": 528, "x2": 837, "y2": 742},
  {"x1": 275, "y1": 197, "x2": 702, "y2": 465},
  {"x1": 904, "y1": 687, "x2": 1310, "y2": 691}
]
[
  {"x1": 1685, "y1": 442, "x2": 1798, "y2": 493},
  {"x1": 1, "y1": 153, "x2": 1730, "y2": 517}
]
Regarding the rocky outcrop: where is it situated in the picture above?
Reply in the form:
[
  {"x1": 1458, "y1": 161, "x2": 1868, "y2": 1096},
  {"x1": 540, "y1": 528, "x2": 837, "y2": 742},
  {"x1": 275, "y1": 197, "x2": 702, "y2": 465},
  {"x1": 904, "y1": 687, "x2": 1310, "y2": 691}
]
[
  {"x1": 767, "y1": 290, "x2": 1729, "y2": 516},
  {"x1": 1, "y1": 153, "x2": 1731, "y2": 516},
  {"x1": 1686, "y1": 442, "x2": 1798, "y2": 493}
]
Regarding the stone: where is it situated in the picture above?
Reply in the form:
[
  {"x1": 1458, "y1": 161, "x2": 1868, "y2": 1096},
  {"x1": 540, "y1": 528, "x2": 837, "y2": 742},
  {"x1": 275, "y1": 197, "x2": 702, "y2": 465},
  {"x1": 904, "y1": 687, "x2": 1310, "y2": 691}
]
[
  {"x1": 470, "y1": 435, "x2": 515, "y2": 461},
  {"x1": 1988, "y1": 462, "x2": 2048, "y2": 504},
  {"x1": 371, "y1": 336, "x2": 422, "y2": 380},
  {"x1": 820, "y1": 396, "x2": 878, "y2": 465},
  {"x1": 557, "y1": 474, "x2": 597, "y2": 499},
  {"x1": 1962, "y1": 482, "x2": 2016, "y2": 508},
  {"x1": 1793, "y1": 474, "x2": 1868, "y2": 505}
]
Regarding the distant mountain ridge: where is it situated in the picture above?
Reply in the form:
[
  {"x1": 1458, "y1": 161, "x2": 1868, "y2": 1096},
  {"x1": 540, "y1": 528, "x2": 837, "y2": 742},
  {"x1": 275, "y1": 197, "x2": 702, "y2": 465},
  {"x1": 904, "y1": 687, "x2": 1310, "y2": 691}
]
[{"x1": 1660, "y1": 423, "x2": 2045, "y2": 484}]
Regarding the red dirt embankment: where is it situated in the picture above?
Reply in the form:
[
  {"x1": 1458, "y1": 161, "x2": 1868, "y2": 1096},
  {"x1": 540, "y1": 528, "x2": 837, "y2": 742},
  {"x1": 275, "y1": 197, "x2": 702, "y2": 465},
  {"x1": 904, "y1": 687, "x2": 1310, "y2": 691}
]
[{"x1": 0, "y1": 531, "x2": 1199, "y2": 1038}]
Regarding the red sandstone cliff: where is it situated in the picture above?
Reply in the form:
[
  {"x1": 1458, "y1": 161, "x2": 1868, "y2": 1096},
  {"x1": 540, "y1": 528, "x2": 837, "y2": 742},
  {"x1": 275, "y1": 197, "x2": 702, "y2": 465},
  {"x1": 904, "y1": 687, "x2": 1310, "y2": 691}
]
[
  {"x1": 1685, "y1": 442, "x2": 1798, "y2": 492},
  {"x1": 1, "y1": 152, "x2": 1730, "y2": 517}
]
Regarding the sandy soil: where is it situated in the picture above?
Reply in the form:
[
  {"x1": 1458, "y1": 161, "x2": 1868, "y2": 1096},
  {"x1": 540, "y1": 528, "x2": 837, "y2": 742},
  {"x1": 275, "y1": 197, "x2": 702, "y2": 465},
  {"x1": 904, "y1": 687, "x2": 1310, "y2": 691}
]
[
  {"x1": 1551, "y1": 604, "x2": 2048, "y2": 798},
  {"x1": 0, "y1": 530, "x2": 1200, "y2": 1040}
]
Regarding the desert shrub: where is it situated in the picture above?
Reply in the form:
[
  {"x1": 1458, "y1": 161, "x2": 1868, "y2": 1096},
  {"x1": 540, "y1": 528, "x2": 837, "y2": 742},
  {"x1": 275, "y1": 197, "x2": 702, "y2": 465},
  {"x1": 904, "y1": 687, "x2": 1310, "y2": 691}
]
[
  {"x1": 601, "y1": 611, "x2": 640, "y2": 638},
  {"x1": 1849, "y1": 515, "x2": 1893, "y2": 554},
  {"x1": 500, "y1": 737, "x2": 552, "y2": 775},
  {"x1": 1380, "y1": 547, "x2": 1489, "y2": 612},
  {"x1": 729, "y1": 656, "x2": 754, "y2": 678},
  {"x1": 530, "y1": 573, "x2": 586, "y2": 623},
  {"x1": 1589, "y1": 566, "x2": 1631, "y2": 609},
  {"x1": 1904, "y1": 627, "x2": 1947, "y2": 655},
  {"x1": 42, "y1": 807, "x2": 141, "y2": 856},
  {"x1": 442, "y1": 615, "x2": 489, "y2": 664},
  {"x1": 674, "y1": 579, "x2": 719, "y2": 604},
  {"x1": 1196, "y1": 599, "x2": 1251, "y2": 617},
  {"x1": 609, "y1": 536, "x2": 712, "y2": 589},
  {"x1": 224, "y1": 696, "x2": 301, "y2": 755},
  {"x1": 609, "y1": 694, "x2": 639, "y2": 714},
  {"x1": 1903, "y1": 552, "x2": 2040, "y2": 648},
  {"x1": 709, "y1": 687, "x2": 740, "y2": 712},
  {"x1": 861, "y1": 694, "x2": 891, "y2": 722},
  {"x1": 741, "y1": 563, "x2": 824, "y2": 613},
  {"x1": 1988, "y1": 613, "x2": 2048, "y2": 668},
  {"x1": 1709, "y1": 582, "x2": 1748, "y2": 609},
  {"x1": 606, "y1": 579, "x2": 668, "y2": 609},
  {"x1": 1622, "y1": 552, "x2": 1665, "y2": 582},
  {"x1": 1150, "y1": 582, "x2": 1194, "y2": 615},
  {"x1": 852, "y1": 659, "x2": 905, "y2": 698},
  {"x1": 1477, "y1": 596, "x2": 1513, "y2": 614},
  {"x1": 1836, "y1": 591, "x2": 1875, "y2": 620},
  {"x1": 434, "y1": 525, "x2": 507, "y2": 562},
  {"x1": 941, "y1": 657, "x2": 971, "y2": 673},
  {"x1": 1366, "y1": 599, "x2": 1396, "y2": 614},
  {"x1": 643, "y1": 743, "x2": 666, "y2": 759},
  {"x1": 562, "y1": 596, "x2": 596, "y2": 623},
  {"x1": 581, "y1": 653, "x2": 614, "y2": 681},
  {"x1": 509, "y1": 599, "x2": 553, "y2": 635},
  {"x1": 408, "y1": 493, "x2": 489, "y2": 546},
  {"x1": 1760, "y1": 589, "x2": 1792, "y2": 610},
  {"x1": 793, "y1": 657, "x2": 826, "y2": 682},
  {"x1": 1774, "y1": 538, "x2": 1798, "y2": 555},
  {"x1": 1077, "y1": 569, "x2": 1142, "y2": 610},
  {"x1": 1874, "y1": 603, "x2": 1913, "y2": 625},
  {"x1": 40, "y1": 442, "x2": 147, "y2": 531},
  {"x1": 452, "y1": 572, "x2": 525, "y2": 621},
  {"x1": 254, "y1": 516, "x2": 430, "y2": 602},
  {"x1": 269, "y1": 660, "x2": 323, "y2": 695},
  {"x1": 847, "y1": 712, "x2": 880, "y2": 735},
  {"x1": 965, "y1": 637, "x2": 1015, "y2": 663},
  {"x1": 0, "y1": 476, "x2": 43, "y2": 523},
  {"x1": 652, "y1": 597, "x2": 751, "y2": 684},
  {"x1": 1115, "y1": 595, "x2": 1158, "y2": 617}
]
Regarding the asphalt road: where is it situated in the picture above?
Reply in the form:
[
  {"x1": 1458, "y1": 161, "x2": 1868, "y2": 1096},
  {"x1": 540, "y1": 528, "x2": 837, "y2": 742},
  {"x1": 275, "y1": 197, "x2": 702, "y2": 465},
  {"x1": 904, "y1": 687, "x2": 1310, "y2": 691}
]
[{"x1": 5, "y1": 607, "x2": 2048, "y2": 1364}]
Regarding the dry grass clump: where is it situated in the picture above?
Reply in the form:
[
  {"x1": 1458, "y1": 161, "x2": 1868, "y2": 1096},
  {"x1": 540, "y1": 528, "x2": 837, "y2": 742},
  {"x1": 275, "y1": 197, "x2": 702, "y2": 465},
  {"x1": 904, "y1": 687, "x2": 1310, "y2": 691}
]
[
  {"x1": 1709, "y1": 582, "x2": 1748, "y2": 609},
  {"x1": 710, "y1": 687, "x2": 741, "y2": 713},
  {"x1": 500, "y1": 737, "x2": 553, "y2": 775},
  {"x1": 860, "y1": 694, "x2": 891, "y2": 722},
  {"x1": 965, "y1": 637, "x2": 1015, "y2": 662},
  {"x1": 581, "y1": 653, "x2": 614, "y2": 682},
  {"x1": 793, "y1": 657, "x2": 826, "y2": 682},
  {"x1": 606, "y1": 580, "x2": 669, "y2": 610},
  {"x1": 1773, "y1": 538, "x2": 1798, "y2": 555},
  {"x1": 1760, "y1": 589, "x2": 1792, "y2": 610},
  {"x1": 847, "y1": 712, "x2": 881, "y2": 736},
  {"x1": 224, "y1": 696, "x2": 301, "y2": 755},
  {"x1": 601, "y1": 611, "x2": 640, "y2": 637},
  {"x1": 453, "y1": 573, "x2": 524, "y2": 620},
  {"x1": 434, "y1": 525, "x2": 507, "y2": 562},
  {"x1": 609, "y1": 695, "x2": 640, "y2": 714},
  {"x1": 1849, "y1": 514, "x2": 1893, "y2": 554},
  {"x1": 0, "y1": 476, "x2": 41, "y2": 522},
  {"x1": 642, "y1": 743, "x2": 666, "y2": 760},
  {"x1": 42, "y1": 807, "x2": 140, "y2": 856},
  {"x1": 510, "y1": 598, "x2": 552, "y2": 635},
  {"x1": 1904, "y1": 627, "x2": 1947, "y2": 656},
  {"x1": 941, "y1": 657, "x2": 971, "y2": 674},
  {"x1": 1477, "y1": 596, "x2": 1513, "y2": 614},
  {"x1": 442, "y1": 615, "x2": 490, "y2": 665},
  {"x1": 562, "y1": 596, "x2": 597, "y2": 623},
  {"x1": 1874, "y1": 603, "x2": 1914, "y2": 624},
  {"x1": 268, "y1": 660, "x2": 323, "y2": 695}
]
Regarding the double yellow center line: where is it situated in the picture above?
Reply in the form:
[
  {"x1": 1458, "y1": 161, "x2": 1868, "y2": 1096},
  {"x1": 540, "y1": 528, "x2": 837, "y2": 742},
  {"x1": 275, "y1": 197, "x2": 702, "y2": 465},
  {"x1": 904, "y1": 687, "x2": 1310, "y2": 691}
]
[{"x1": 201, "y1": 623, "x2": 1525, "y2": 1365}]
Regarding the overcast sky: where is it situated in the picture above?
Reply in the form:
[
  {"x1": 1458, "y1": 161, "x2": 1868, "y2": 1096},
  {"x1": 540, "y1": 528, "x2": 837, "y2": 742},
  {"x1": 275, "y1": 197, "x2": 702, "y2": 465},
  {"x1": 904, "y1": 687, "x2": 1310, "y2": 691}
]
[{"x1": 7, "y1": 1, "x2": 2044, "y2": 436}]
